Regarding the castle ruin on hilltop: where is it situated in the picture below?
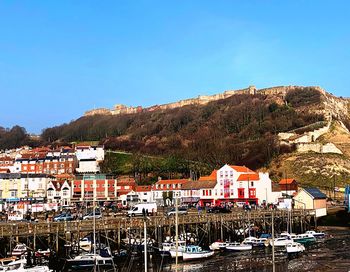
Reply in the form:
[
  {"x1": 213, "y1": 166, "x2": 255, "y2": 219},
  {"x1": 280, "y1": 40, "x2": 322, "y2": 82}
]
[{"x1": 84, "y1": 85, "x2": 326, "y2": 117}]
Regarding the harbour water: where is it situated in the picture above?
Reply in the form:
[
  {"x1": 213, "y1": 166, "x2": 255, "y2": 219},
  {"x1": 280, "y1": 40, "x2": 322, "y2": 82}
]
[{"x1": 61, "y1": 228, "x2": 350, "y2": 272}]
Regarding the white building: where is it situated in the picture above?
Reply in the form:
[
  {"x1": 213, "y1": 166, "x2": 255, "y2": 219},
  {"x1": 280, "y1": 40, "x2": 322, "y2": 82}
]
[
  {"x1": 152, "y1": 179, "x2": 188, "y2": 206},
  {"x1": 47, "y1": 180, "x2": 72, "y2": 206},
  {"x1": 76, "y1": 159, "x2": 100, "y2": 173}
]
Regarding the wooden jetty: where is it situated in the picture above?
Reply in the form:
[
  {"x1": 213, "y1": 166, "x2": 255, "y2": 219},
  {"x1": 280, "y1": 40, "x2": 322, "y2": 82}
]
[{"x1": 0, "y1": 209, "x2": 316, "y2": 256}]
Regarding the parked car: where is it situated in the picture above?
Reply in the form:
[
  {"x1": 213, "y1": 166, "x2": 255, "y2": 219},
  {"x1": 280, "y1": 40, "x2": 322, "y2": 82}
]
[
  {"x1": 166, "y1": 207, "x2": 188, "y2": 216},
  {"x1": 207, "y1": 206, "x2": 231, "y2": 213},
  {"x1": 53, "y1": 213, "x2": 73, "y2": 222},
  {"x1": 83, "y1": 211, "x2": 102, "y2": 220}
]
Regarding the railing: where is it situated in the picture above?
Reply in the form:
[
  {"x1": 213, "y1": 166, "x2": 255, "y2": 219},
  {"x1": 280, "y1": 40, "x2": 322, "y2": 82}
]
[{"x1": 0, "y1": 209, "x2": 315, "y2": 238}]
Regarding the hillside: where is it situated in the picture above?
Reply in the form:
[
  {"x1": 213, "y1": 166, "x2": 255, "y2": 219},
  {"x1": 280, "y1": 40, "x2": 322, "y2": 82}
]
[
  {"x1": 41, "y1": 86, "x2": 350, "y2": 177},
  {"x1": 265, "y1": 120, "x2": 350, "y2": 189}
]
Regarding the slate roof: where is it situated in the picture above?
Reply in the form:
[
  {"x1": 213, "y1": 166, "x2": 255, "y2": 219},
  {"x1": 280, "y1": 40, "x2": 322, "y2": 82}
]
[{"x1": 303, "y1": 188, "x2": 327, "y2": 199}]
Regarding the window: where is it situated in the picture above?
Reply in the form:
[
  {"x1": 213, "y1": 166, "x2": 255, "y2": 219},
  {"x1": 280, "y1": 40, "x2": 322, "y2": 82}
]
[
  {"x1": 48, "y1": 190, "x2": 53, "y2": 197},
  {"x1": 23, "y1": 166, "x2": 27, "y2": 170},
  {"x1": 250, "y1": 181, "x2": 254, "y2": 187},
  {"x1": 11, "y1": 191, "x2": 17, "y2": 197},
  {"x1": 38, "y1": 183, "x2": 43, "y2": 189},
  {"x1": 220, "y1": 189, "x2": 223, "y2": 196},
  {"x1": 63, "y1": 190, "x2": 68, "y2": 197},
  {"x1": 225, "y1": 171, "x2": 228, "y2": 177},
  {"x1": 24, "y1": 184, "x2": 28, "y2": 190},
  {"x1": 249, "y1": 188, "x2": 256, "y2": 198},
  {"x1": 220, "y1": 171, "x2": 223, "y2": 178},
  {"x1": 167, "y1": 184, "x2": 170, "y2": 189},
  {"x1": 230, "y1": 171, "x2": 233, "y2": 178}
]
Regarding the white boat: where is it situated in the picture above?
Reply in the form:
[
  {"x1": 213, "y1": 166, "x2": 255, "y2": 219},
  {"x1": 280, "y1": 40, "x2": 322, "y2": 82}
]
[
  {"x1": 78, "y1": 237, "x2": 92, "y2": 252},
  {"x1": 285, "y1": 242, "x2": 305, "y2": 254},
  {"x1": 35, "y1": 249, "x2": 51, "y2": 258},
  {"x1": 251, "y1": 238, "x2": 267, "y2": 247},
  {"x1": 182, "y1": 246, "x2": 214, "y2": 261},
  {"x1": 305, "y1": 230, "x2": 325, "y2": 238},
  {"x1": 5, "y1": 258, "x2": 51, "y2": 272},
  {"x1": 242, "y1": 236, "x2": 258, "y2": 245},
  {"x1": 209, "y1": 241, "x2": 228, "y2": 251},
  {"x1": 225, "y1": 242, "x2": 252, "y2": 251},
  {"x1": 269, "y1": 236, "x2": 292, "y2": 247},
  {"x1": 160, "y1": 240, "x2": 186, "y2": 252},
  {"x1": 66, "y1": 252, "x2": 114, "y2": 269},
  {"x1": 292, "y1": 233, "x2": 316, "y2": 244},
  {"x1": 168, "y1": 241, "x2": 187, "y2": 258},
  {"x1": 11, "y1": 244, "x2": 27, "y2": 257}
]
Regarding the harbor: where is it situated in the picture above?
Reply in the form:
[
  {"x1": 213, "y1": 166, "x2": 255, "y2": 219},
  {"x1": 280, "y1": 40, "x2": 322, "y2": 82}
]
[{"x1": 0, "y1": 208, "x2": 325, "y2": 271}]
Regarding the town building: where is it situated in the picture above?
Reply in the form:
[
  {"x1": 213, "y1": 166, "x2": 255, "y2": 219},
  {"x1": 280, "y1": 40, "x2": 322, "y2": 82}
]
[
  {"x1": 152, "y1": 179, "x2": 188, "y2": 206},
  {"x1": 183, "y1": 165, "x2": 280, "y2": 206},
  {"x1": 75, "y1": 145, "x2": 104, "y2": 173},
  {"x1": 279, "y1": 178, "x2": 298, "y2": 197},
  {"x1": 72, "y1": 174, "x2": 118, "y2": 202},
  {"x1": 293, "y1": 187, "x2": 327, "y2": 217},
  {"x1": 47, "y1": 179, "x2": 72, "y2": 206}
]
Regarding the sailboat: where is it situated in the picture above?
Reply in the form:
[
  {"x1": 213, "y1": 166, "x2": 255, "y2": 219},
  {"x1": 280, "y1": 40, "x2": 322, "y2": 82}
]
[
  {"x1": 66, "y1": 181, "x2": 116, "y2": 271},
  {"x1": 4, "y1": 255, "x2": 51, "y2": 272}
]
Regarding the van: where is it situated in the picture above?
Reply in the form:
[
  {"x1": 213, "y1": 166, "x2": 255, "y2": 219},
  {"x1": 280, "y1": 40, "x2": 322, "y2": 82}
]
[{"x1": 127, "y1": 203, "x2": 157, "y2": 217}]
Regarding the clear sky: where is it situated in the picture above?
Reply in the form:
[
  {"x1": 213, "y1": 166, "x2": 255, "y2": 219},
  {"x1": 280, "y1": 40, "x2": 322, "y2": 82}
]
[{"x1": 1, "y1": 1, "x2": 349, "y2": 133}]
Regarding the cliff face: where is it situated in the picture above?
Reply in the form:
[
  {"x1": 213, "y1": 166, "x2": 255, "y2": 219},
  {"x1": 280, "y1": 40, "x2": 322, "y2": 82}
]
[{"x1": 84, "y1": 85, "x2": 312, "y2": 117}]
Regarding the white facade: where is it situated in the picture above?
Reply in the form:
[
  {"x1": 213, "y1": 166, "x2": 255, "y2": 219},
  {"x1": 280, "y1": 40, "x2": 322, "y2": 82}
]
[
  {"x1": 76, "y1": 146, "x2": 104, "y2": 162},
  {"x1": 76, "y1": 159, "x2": 100, "y2": 173},
  {"x1": 21, "y1": 174, "x2": 52, "y2": 199},
  {"x1": 47, "y1": 180, "x2": 72, "y2": 206}
]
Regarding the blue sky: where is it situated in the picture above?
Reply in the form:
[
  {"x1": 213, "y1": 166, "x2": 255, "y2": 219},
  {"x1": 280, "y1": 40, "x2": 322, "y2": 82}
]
[{"x1": 0, "y1": 1, "x2": 349, "y2": 133}]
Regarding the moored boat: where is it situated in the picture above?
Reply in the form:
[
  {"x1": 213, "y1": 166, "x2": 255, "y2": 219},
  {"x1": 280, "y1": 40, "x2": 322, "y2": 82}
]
[
  {"x1": 292, "y1": 233, "x2": 316, "y2": 244},
  {"x1": 182, "y1": 246, "x2": 214, "y2": 261},
  {"x1": 225, "y1": 242, "x2": 252, "y2": 251},
  {"x1": 5, "y1": 258, "x2": 51, "y2": 272},
  {"x1": 269, "y1": 236, "x2": 292, "y2": 247},
  {"x1": 209, "y1": 240, "x2": 228, "y2": 251},
  {"x1": 305, "y1": 230, "x2": 325, "y2": 238},
  {"x1": 285, "y1": 242, "x2": 305, "y2": 254},
  {"x1": 168, "y1": 241, "x2": 187, "y2": 258},
  {"x1": 242, "y1": 236, "x2": 258, "y2": 245},
  {"x1": 10, "y1": 244, "x2": 27, "y2": 257}
]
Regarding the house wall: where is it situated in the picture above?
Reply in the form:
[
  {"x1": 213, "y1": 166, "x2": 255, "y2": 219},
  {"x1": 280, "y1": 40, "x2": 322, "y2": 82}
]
[
  {"x1": 314, "y1": 199, "x2": 326, "y2": 209},
  {"x1": 293, "y1": 190, "x2": 314, "y2": 209}
]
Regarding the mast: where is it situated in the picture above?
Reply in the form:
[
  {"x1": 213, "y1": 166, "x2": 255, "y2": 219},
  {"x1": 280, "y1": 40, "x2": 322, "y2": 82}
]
[
  {"x1": 175, "y1": 192, "x2": 179, "y2": 270},
  {"x1": 93, "y1": 178, "x2": 96, "y2": 272},
  {"x1": 272, "y1": 210, "x2": 275, "y2": 272},
  {"x1": 143, "y1": 208, "x2": 147, "y2": 272}
]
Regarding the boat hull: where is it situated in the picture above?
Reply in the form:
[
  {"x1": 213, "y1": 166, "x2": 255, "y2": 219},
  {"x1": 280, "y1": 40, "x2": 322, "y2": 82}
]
[{"x1": 182, "y1": 251, "x2": 214, "y2": 261}]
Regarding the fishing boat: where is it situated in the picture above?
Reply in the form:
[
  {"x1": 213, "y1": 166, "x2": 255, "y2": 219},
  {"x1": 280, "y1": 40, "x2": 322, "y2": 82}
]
[
  {"x1": 285, "y1": 242, "x2": 305, "y2": 254},
  {"x1": 10, "y1": 244, "x2": 27, "y2": 257},
  {"x1": 251, "y1": 238, "x2": 268, "y2": 247},
  {"x1": 209, "y1": 240, "x2": 228, "y2": 250},
  {"x1": 242, "y1": 236, "x2": 258, "y2": 245},
  {"x1": 168, "y1": 241, "x2": 187, "y2": 258},
  {"x1": 66, "y1": 252, "x2": 114, "y2": 270},
  {"x1": 35, "y1": 249, "x2": 51, "y2": 258},
  {"x1": 182, "y1": 246, "x2": 214, "y2": 261},
  {"x1": 304, "y1": 230, "x2": 325, "y2": 238},
  {"x1": 5, "y1": 258, "x2": 51, "y2": 272},
  {"x1": 269, "y1": 236, "x2": 292, "y2": 247},
  {"x1": 292, "y1": 233, "x2": 316, "y2": 244},
  {"x1": 225, "y1": 242, "x2": 252, "y2": 251}
]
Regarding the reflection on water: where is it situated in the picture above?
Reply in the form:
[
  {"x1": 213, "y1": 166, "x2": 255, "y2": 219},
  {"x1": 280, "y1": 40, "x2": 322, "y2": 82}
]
[{"x1": 63, "y1": 229, "x2": 350, "y2": 272}]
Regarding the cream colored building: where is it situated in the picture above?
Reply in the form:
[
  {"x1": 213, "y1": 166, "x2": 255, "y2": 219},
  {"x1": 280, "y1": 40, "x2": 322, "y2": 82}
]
[{"x1": 293, "y1": 188, "x2": 327, "y2": 217}]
